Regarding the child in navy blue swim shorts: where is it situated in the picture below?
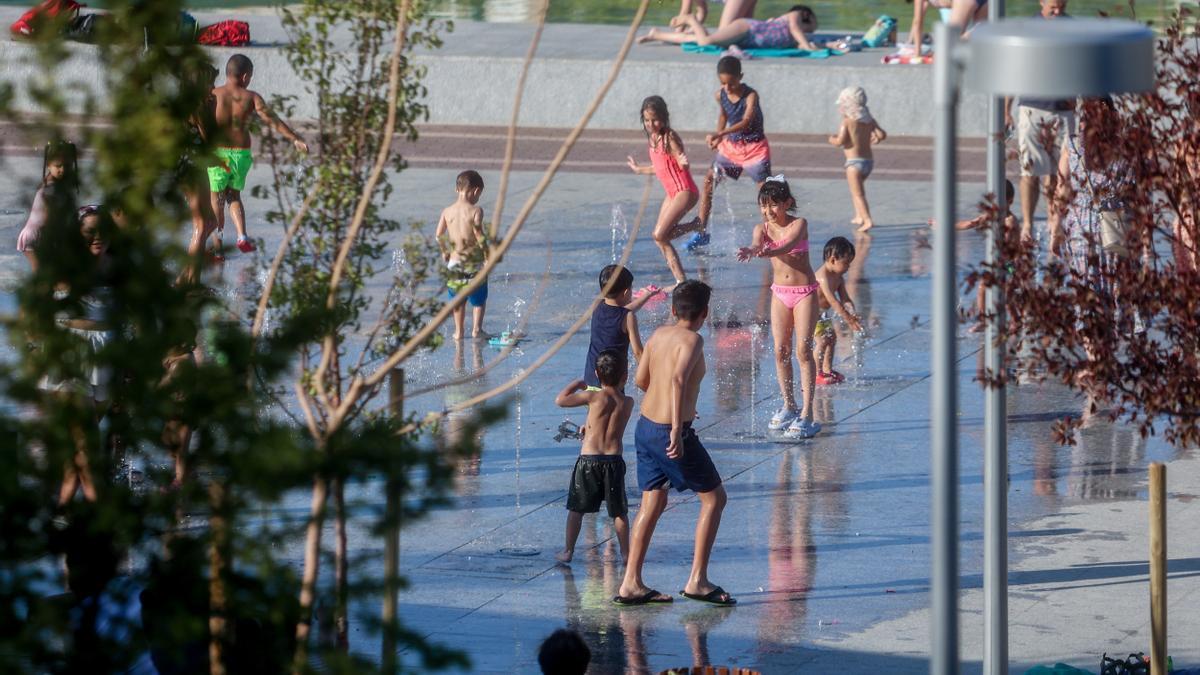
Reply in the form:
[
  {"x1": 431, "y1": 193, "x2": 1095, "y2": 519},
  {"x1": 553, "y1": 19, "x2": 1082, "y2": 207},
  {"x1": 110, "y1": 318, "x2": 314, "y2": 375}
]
[{"x1": 615, "y1": 281, "x2": 735, "y2": 607}]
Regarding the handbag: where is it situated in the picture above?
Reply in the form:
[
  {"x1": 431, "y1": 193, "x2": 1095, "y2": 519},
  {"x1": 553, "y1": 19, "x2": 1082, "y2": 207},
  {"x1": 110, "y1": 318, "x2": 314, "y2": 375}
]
[
  {"x1": 1099, "y1": 209, "x2": 1129, "y2": 257},
  {"x1": 862, "y1": 15, "x2": 898, "y2": 49},
  {"x1": 1100, "y1": 653, "x2": 1148, "y2": 675}
]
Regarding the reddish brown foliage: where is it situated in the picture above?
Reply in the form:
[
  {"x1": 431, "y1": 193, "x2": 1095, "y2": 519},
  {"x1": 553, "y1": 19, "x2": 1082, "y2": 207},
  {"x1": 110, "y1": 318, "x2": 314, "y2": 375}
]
[{"x1": 969, "y1": 10, "x2": 1200, "y2": 447}]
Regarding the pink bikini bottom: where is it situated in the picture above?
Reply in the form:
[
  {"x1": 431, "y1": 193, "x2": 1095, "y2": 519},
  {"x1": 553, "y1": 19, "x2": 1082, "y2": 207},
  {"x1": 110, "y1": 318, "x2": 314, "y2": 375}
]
[{"x1": 770, "y1": 283, "x2": 819, "y2": 310}]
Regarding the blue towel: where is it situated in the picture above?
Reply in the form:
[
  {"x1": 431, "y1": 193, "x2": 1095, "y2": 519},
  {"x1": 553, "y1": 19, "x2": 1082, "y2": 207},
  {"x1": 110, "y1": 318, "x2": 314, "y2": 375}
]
[
  {"x1": 681, "y1": 42, "x2": 835, "y2": 59},
  {"x1": 1023, "y1": 665, "x2": 1096, "y2": 675}
]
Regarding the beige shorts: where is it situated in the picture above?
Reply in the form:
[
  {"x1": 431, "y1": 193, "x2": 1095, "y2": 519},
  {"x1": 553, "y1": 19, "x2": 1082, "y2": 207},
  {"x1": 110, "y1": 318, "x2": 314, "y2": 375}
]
[{"x1": 1017, "y1": 107, "x2": 1075, "y2": 178}]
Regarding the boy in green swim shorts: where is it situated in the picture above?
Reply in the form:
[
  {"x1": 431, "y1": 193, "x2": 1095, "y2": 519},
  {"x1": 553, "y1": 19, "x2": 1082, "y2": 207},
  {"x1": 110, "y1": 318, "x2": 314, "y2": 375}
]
[{"x1": 208, "y1": 54, "x2": 309, "y2": 256}]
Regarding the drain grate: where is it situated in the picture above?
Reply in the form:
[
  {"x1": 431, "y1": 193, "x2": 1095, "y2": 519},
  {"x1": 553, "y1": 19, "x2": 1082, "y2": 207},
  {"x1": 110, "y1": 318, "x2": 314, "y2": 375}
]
[{"x1": 497, "y1": 546, "x2": 540, "y2": 557}]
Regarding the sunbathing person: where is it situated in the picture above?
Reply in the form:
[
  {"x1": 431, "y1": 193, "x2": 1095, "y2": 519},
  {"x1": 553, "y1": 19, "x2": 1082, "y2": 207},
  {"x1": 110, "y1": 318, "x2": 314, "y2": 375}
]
[
  {"x1": 639, "y1": 5, "x2": 823, "y2": 52},
  {"x1": 674, "y1": 0, "x2": 757, "y2": 29}
]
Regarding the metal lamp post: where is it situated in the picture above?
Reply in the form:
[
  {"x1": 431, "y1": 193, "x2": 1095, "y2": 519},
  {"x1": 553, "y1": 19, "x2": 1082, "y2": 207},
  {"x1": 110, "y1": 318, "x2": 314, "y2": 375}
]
[
  {"x1": 982, "y1": 5, "x2": 1006, "y2": 675},
  {"x1": 931, "y1": 18, "x2": 1154, "y2": 675}
]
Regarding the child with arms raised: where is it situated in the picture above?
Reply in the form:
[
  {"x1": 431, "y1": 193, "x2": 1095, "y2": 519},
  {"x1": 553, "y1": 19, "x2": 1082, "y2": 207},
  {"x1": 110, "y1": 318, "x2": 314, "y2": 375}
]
[
  {"x1": 829, "y1": 87, "x2": 886, "y2": 232},
  {"x1": 813, "y1": 236, "x2": 862, "y2": 385},
  {"x1": 737, "y1": 177, "x2": 820, "y2": 438},
  {"x1": 627, "y1": 96, "x2": 703, "y2": 285},
  {"x1": 554, "y1": 350, "x2": 634, "y2": 563}
]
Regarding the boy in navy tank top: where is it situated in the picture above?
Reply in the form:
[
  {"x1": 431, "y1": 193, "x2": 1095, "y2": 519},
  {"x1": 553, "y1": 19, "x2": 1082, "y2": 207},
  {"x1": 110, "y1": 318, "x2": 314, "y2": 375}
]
[
  {"x1": 690, "y1": 55, "x2": 773, "y2": 253},
  {"x1": 583, "y1": 264, "x2": 659, "y2": 390}
]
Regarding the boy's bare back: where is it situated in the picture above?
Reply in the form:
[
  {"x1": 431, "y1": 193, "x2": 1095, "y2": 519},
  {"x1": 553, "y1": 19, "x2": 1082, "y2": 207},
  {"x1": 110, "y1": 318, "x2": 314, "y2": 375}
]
[
  {"x1": 437, "y1": 202, "x2": 485, "y2": 263},
  {"x1": 582, "y1": 389, "x2": 635, "y2": 456},
  {"x1": 815, "y1": 264, "x2": 845, "y2": 310},
  {"x1": 637, "y1": 325, "x2": 705, "y2": 425},
  {"x1": 211, "y1": 83, "x2": 264, "y2": 149}
]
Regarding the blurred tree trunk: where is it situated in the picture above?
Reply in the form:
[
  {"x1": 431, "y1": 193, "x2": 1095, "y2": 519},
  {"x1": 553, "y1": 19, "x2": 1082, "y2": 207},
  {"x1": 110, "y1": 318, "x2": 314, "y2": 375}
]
[
  {"x1": 208, "y1": 481, "x2": 229, "y2": 675},
  {"x1": 292, "y1": 476, "x2": 329, "y2": 673}
]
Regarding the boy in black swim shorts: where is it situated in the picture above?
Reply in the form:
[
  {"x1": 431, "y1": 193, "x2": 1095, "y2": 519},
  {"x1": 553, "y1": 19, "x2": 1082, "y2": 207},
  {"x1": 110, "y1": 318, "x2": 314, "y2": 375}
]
[{"x1": 553, "y1": 349, "x2": 634, "y2": 564}]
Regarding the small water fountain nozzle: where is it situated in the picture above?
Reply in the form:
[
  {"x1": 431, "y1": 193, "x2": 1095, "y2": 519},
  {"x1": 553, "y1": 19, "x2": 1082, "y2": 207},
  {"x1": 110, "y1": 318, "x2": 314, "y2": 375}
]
[{"x1": 553, "y1": 420, "x2": 583, "y2": 442}]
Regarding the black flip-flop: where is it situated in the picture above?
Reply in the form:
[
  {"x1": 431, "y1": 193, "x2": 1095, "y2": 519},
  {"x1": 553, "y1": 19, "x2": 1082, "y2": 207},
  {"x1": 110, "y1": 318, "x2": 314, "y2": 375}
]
[
  {"x1": 612, "y1": 589, "x2": 674, "y2": 606},
  {"x1": 679, "y1": 586, "x2": 736, "y2": 606}
]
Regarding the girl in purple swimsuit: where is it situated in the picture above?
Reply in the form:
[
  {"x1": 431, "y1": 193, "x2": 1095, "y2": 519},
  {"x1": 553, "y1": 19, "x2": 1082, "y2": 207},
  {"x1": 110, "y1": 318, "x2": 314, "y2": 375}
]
[
  {"x1": 735, "y1": 177, "x2": 822, "y2": 439},
  {"x1": 638, "y1": 5, "x2": 824, "y2": 52}
]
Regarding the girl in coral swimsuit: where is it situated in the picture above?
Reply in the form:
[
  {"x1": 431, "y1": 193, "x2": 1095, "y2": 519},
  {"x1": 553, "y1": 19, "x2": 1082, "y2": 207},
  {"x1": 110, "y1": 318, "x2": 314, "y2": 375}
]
[
  {"x1": 626, "y1": 95, "x2": 703, "y2": 285},
  {"x1": 736, "y1": 176, "x2": 821, "y2": 439}
]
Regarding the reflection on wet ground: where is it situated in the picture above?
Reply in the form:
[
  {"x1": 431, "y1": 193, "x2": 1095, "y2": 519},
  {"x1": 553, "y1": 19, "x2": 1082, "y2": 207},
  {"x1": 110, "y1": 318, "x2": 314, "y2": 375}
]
[
  {"x1": 385, "y1": 174, "x2": 1181, "y2": 672},
  {"x1": 0, "y1": 162, "x2": 1184, "y2": 671}
]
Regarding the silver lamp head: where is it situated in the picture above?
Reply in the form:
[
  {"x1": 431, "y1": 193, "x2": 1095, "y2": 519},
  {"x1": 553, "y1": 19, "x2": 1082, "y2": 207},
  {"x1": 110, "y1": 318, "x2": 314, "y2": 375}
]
[{"x1": 965, "y1": 18, "x2": 1155, "y2": 97}]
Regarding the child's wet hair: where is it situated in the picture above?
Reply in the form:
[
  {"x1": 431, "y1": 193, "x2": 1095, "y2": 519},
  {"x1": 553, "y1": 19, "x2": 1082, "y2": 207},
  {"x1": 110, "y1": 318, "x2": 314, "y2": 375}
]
[
  {"x1": 757, "y1": 178, "x2": 797, "y2": 214},
  {"x1": 226, "y1": 53, "x2": 254, "y2": 78},
  {"x1": 594, "y1": 348, "x2": 627, "y2": 387},
  {"x1": 717, "y1": 55, "x2": 742, "y2": 77},
  {"x1": 43, "y1": 140, "x2": 79, "y2": 191},
  {"x1": 538, "y1": 628, "x2": 591, "y2": 675},
  {"x1": 789, "y1": 4, "x2": 816, "y2": 24},
  {"x1": 599, "y1": 264, "x2": 634, "y2": 298},
  {"x1": 823, "y1": 236, "x2": 855, "y2": 262},
  {"x1": 672, "y1": 280, "x2": 711, "y2": 321},
  {"x1": 639, "y1": 95, "x2": 670, "y2": 135},
  {"x1": 456, "y1": 170, "x2": 484, "y2": 192}
]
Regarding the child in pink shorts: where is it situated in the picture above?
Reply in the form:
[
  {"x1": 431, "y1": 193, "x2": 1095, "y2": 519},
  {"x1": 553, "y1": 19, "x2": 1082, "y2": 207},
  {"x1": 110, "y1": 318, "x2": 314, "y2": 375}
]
[{"x1": 690, "y1": 55, "x2": 772, "y2": 253}]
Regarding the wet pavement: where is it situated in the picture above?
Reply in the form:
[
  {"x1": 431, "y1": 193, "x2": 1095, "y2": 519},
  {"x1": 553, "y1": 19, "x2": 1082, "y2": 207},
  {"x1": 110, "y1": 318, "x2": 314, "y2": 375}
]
[{"x1": 1, "y1": 146, "x2": 1197, "y2": 673}]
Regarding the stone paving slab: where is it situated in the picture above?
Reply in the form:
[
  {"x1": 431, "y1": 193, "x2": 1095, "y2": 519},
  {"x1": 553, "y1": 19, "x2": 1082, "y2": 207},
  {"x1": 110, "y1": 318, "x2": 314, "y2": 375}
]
[{"x1": 0, "y1": 148, "x2": 1195, "y2": 672}]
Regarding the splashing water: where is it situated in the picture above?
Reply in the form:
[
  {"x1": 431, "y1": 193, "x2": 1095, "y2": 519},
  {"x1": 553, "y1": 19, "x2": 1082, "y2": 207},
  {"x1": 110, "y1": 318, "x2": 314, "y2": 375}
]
[
  {"x1": 254, "y1": 266, "x2": 274, "y2": 334},
  {"x1": 391, "y1": 248, "x2": 408, "y2": 275},
  {"x1": 750, "y1": 322, "x2": 761, "y2": 437},
  {"x1": 507, "y1": 297, "x2": 526, "y2": 335},
  {"x1": 500, "y1": 370, "x2": 539, "y2": 556},
  {"x1": 514, "y1": 377, "x2": 522, "y2": 516},
  {"x1": 714, "y1": 177, "x2": 738, "y2": 255},
  {"x1": 850, "y1": 328, "x2": 866, "y2": 384},
  {"x1": 610, "y1": 203, "x2": 629, "y2": 262}
]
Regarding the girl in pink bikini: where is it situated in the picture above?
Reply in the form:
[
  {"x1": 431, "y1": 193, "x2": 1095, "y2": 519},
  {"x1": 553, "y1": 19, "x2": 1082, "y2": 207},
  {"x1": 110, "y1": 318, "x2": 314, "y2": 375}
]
[
  {"x1": 626, "y1": 96, "x2": 703, "y2": 285},
  {"x1": 736, "y1": 177, "x2": 820, "y2": 439}
]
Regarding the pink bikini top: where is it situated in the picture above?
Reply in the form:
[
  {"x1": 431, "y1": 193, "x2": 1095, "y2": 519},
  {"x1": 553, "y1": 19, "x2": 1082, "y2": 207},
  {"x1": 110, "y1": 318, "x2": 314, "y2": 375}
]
[{"x1": 763, "y1": 234, "x2": 809, "y2": 256}]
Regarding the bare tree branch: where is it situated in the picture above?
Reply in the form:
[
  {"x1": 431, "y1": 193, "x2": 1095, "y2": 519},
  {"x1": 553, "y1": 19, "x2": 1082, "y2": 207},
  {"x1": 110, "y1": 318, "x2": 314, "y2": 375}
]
[
  {"x1": 394, "y1": 176, "x2": 652, "y2": 431},
  {"x1": 313, "y1": 0, "x2": 413, "y2": 412},
  {"x1": 351, "y1": 0, "x2": 654, "y2": 407},
  {"x1": 252, "y1": 185, "x2": 323, "y2": 340},
  {"x1": 489, "y1": 0, "x2": 549, "y2": 240},
  {"x1": 405, "y1": 238, "x2": 553, "y2": 398},
  {"x1": 441, "y1": 179, "x2": 652, "y2": 414}
]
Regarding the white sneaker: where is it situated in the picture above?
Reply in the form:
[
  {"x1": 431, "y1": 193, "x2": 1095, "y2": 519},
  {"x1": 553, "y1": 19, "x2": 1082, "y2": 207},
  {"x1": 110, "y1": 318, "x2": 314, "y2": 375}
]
[
  {"x1": 769, "y1": 407, "x2": 799, "y2": 431},
  {"x1": 785, "y1": 418, "x2": 822, "y2": 439}
]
